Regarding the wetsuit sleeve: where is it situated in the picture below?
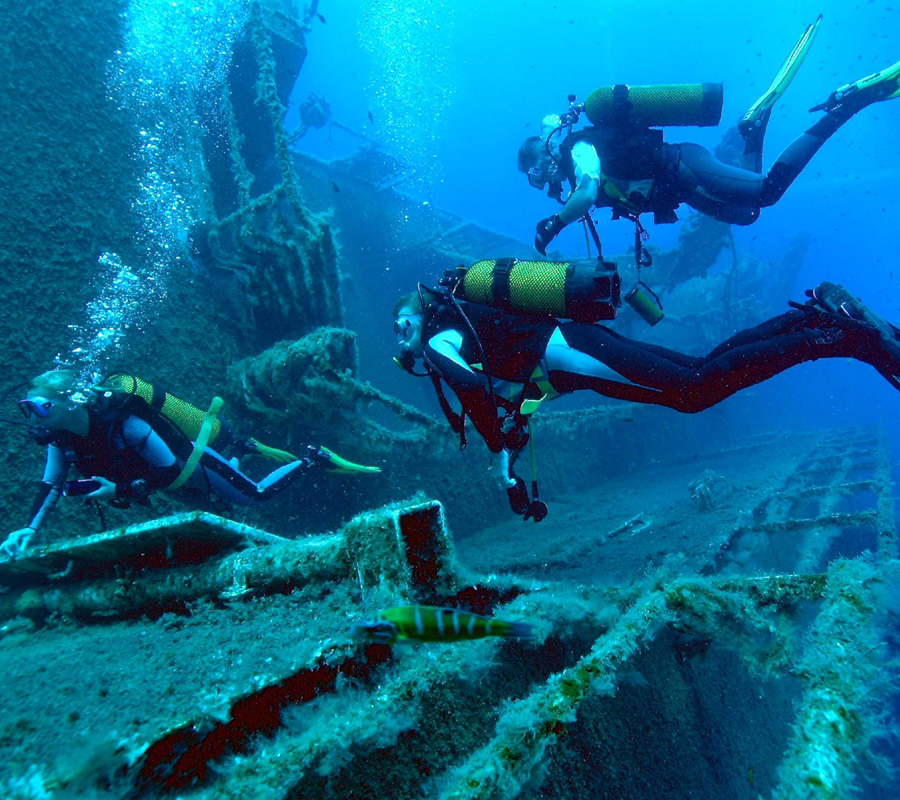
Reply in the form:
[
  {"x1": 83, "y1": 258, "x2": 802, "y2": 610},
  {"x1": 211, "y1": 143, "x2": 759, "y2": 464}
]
[
  {"x1": 425, "y1": 331, "x2": 505, "y2": 453},
  {"x1": 27, "y1": 445, "x2": 69, "y2": 530},
  {"x1": 571, "y1": 141, "x2": 601, "y2": 182},
  {"x1": 121, "y1": 416, "x2": 181, "y2": 491}
]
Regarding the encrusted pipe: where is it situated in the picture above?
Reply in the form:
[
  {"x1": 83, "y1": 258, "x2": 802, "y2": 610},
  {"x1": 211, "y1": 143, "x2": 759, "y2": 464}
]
[
  {"x1": 5, "y1": 534, "x2": 347, "y2": 623},
  {"x1": 772, "y1": 557, "x2": 893, "y2": 800}
]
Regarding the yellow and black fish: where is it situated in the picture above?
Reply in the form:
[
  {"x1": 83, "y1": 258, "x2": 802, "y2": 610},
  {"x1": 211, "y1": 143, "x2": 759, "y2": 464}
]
[{"x1": 352, "y1": 605, "x2": 532, "y2": 644}]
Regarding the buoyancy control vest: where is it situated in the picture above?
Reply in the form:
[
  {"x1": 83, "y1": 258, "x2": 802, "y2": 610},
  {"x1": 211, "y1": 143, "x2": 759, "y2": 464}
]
[
  {"x1": 424, "y1": 299, "x2": 558, "y2": 385},
  {"x1": 95, "y1": 372, "x2": 231, "y2": 460},
  {"x1": 558, "y1": 127, "x2": 680, "y2": 219}
]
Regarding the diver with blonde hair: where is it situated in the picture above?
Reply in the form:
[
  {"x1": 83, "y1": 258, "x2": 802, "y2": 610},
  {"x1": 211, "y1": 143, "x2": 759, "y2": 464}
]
[{"x1": 1, "y1": 370, "x2": 377, "y2": 558}]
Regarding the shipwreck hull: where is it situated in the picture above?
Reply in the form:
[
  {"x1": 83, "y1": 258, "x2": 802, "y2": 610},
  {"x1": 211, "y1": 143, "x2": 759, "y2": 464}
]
[{"x1": 0, "y1": 424, "x2": 895, "y2": 799}]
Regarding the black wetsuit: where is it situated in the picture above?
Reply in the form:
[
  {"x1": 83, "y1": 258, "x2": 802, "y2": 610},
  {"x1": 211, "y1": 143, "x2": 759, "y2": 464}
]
[
  {"x1": 560, "y1": 98, "x2": 862, "y2": 226},
  {"x1": 422, "y1": 302, "x2": 556, "y2": 452},
  {"x1": 422, "y1": 298, "x2": 888, "y2": 452}
]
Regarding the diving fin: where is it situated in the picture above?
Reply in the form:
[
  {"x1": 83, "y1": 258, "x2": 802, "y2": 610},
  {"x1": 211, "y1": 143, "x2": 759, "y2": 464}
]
[
  {"x1": 520, "y1": 394, "x2": 548, "y2": 417},
  {"x1": 810, "y1": 57, "x2": 900, "y2": 113},
  {"x1": 246, "y1": 438, "x2": 298, "y2": 464},
  {"x1": 740, "y1": 15, "x2": 822, "y2": 139},
  {"x1": 316, "y1": 446, "x2": 381, "y2": 475},
  {"x1": 808, "y1": 282, "x2": 900, "y2": 364}
]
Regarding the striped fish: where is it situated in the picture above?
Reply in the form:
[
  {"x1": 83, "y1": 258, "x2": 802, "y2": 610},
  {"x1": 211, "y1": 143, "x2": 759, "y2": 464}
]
[{"x1": 352, "y1": 605, "x2": 533, "y2": 644}]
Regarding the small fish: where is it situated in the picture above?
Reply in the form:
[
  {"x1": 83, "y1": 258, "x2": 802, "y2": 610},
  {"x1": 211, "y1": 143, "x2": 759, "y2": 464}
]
[
  {"x1": 331, "y1": 181, "x2": 340, "y2": 193},
  {"x1": 747, "y1": 767, "x2": 755, "y2": 786},
  {"x1": 352, "y1": 605, "x2": 533, "y2": 644},
  {"x1": 316, "y1": 13, "x2": 326, "y2": 23},
  {"x1": 367, "y1": 110, "x2": 374, "y2": 124}
]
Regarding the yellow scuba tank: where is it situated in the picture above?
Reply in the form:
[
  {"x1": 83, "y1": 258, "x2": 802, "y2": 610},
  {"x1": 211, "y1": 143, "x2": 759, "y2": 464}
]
[
  {"x1": 101, "y1": 372, "x2": 223, "y2": 446},
  {"x1": 445, "y1": 258, "x2": 621, "y2": 324},
  {"x1": 584, "y1": 83, "x2": 723, "y2": 128}
]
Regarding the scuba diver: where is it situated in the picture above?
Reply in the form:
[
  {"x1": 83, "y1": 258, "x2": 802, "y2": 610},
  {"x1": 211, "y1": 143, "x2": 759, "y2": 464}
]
[
  {"x1": 518, "y1": 15, "x2": 900, "y2": 255},
  {"x1": 0, "y1": 370, "x2": 378, "y2": 559},
  {"x1": 392, "y1": 259, "x2": 900, "y2": 521}
]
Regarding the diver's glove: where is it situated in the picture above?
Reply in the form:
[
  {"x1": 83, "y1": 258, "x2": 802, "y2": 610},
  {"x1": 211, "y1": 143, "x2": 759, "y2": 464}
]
[
  {"x1": 506, "y1": 477, "x2": 531, "y2": 515},
  {"x1": 534, "y1": 214, "x2": 564, "y2": 256},
  {"x1": 488, "y1": 449, "x2": 516, "y2": 491}
]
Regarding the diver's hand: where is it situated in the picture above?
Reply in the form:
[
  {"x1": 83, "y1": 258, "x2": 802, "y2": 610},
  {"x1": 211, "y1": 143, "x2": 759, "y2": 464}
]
[
  {"x1": 86, "y1": 476, "x2": 117, "y2": 501},
  {"x1": 507, "y1": 477, "x2": 531, "y2": 515},
  {"x1": 488, "y1": 450, "x2": 516, "y2": 490},
  {"x1": 1, "y1": 527, "x2": 35, "y2": 560},
  {"x1": 534, "y1": 214, "x2": 563, "y2": 256}
]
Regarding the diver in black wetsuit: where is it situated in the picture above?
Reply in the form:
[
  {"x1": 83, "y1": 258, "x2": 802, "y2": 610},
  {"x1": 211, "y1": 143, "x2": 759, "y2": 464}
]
[
  {"x1": 393, "y1": 282, "x2": 900, "y2": 519},
  {"x1": 518, "y1": 16, "x2": 900, "y2": 254},
  {"x1": 0, "y1": 370, "x2": 377, "y2": 558}
]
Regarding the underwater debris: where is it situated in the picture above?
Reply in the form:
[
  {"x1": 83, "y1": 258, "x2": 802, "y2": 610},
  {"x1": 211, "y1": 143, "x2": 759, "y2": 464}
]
[
  {"x1": 688, "y1": 469, "x2": 732, "y2": 512},
  {"x1": 0, "y1": 497, "x2": 469, "y2": 625},
  {"x1": 723, "y1": 425, "x2": 894, "y2": 575},
  {"x1": 437, "y1": 592, "x2": 674, "y2": 799}
]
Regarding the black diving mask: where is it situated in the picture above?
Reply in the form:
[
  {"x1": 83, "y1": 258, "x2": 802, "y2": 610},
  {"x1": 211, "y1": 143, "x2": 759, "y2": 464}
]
[
  {"x1": 527, "y1": 167, "x2": 546, "y2": 190},
  {"x1": 394, "y1": 313, "x2": 422, "y2": 348},
  {"x1": 394, "y1": 317, "x2": 412, "y2": 338}
]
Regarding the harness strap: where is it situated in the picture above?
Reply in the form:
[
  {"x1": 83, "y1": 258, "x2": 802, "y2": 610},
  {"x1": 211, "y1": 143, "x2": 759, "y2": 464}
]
[
  {"x1": 149, "y1": 384, "x2": 167, "y2": 413},
  {"x1": 492, "y1": 258, "x2": 516, "y2": 314},
  {"x1": 424, "y1": 355, "x2": 467, "y2": 450},
  {"x1": 612, "y1": 84, "x2": 631, "y2": 124}
]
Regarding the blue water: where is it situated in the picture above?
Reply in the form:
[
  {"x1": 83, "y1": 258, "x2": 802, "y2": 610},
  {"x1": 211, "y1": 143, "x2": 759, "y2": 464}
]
[{"x1": 290, "y1": 0, "x2": 900, "y2": 445}]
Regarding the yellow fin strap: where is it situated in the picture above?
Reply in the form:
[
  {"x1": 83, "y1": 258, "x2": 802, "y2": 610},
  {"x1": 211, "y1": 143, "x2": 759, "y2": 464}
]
[
  {"x1": 319, "y1": 446, "x2": 381, "y2": 474},
  {"x1": 166, "y1": 396, "x2": 224, "y2": 491},
  {"x1": 250, "y1": 440, "x2": 297, "y2": 464}
]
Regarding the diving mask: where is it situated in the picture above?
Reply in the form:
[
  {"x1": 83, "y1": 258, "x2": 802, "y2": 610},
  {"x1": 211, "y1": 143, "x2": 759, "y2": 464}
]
[
  {"x1": 18, "y1": 396, "x2": 55, "y2": 419},
  {"x1": 394, "y1": 314, "x2": 420, "y2": 347},
  {"x1": 527, "y1": 167, "x2": 547, "y2": 190}
]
